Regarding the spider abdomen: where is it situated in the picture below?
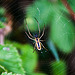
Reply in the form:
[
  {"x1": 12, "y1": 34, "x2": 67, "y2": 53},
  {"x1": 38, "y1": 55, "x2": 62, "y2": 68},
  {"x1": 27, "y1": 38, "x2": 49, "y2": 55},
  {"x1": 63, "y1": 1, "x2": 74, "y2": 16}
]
[{"x1": 35, "y1": 38, "x2": 41, "y2": 50}]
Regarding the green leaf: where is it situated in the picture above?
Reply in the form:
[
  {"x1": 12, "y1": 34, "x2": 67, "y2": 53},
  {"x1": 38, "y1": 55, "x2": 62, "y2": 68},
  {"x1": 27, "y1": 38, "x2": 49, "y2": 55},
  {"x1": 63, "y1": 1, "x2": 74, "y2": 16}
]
[
  {"x1": 0, "y1": 7, "x2": 7, "y2": 22},
  {"x1": 0, "y1": 17, "x2": 7, "y2": 23},
  {"x1": 0, "y1": 21, "x2": 5, "y2": 28},
  {"x1": 21, "y1": 44, "x2": 38, "y2": 74},
  {"x1": 1, "y1": 72, "x2": 20, "y2": 75},
  {"x1": 5, "y1": 41, "x2": 38, "y2": 74},
  {"x1": 51, "y1": 10, "x2": 75, "y2": 53},
  {"x1": 50, "y1": 61, "x2": 67, "y2": 75},
  {"x1": 5, "y1": 40, "x2": 22, "y2": 49},
  {"x1": 67, "y1": 0, "x2": 75, "y2": 12},
  {"x1": 25, "y1": 0, "x2": 51, "y2": 31},
  {"x1": 0, "y1": 7, "x2": 5, "y2": 16},
  {"x1": 32, "y1": 73, "x2": 47, "y2": 75},
  {"x1": 0, "y1": 45, "x2": 25, "y2": 74},
  {"x1": 58, "y1": 0, "x2": 69, "y2": 13}
]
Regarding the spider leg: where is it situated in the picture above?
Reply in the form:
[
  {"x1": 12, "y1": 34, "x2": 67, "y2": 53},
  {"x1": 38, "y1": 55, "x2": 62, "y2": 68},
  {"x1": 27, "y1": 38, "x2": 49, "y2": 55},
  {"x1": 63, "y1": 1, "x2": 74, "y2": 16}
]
[
  {"x1": 40, "y1": 40, "x2": 45, "y2": 42},
  {"x1": 33, "y1": 42, "x2": 35, "y2": 44},
  {"x1": 26, "y1": 22, "x2": 34, "y2": 38},
  {"x1": 33, "y1": 44, "x2": 36, "y2": 53},
  {"x1": 34, "y1": 17, "x2": 40, "y2": 36},
  {"x1": 41, "y1": 43, "x2": 48, "y2": 51},
  {"x1": 25, "y1": 32, "x2": 34, "y2": 40},
  {"x1": 39, "y1": 24, "x2": 45, "y2": 39}
]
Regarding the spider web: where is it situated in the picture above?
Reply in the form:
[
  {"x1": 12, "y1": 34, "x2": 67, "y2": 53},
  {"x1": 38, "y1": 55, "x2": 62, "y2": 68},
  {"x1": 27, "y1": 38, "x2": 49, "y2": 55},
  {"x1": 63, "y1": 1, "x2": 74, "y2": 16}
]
[
  {"x1": 19, "y1": 0, "x2": 75, "y2": 75},
  {"x1": 1, "y1": 0, "x2": 75, "y2": 75}
]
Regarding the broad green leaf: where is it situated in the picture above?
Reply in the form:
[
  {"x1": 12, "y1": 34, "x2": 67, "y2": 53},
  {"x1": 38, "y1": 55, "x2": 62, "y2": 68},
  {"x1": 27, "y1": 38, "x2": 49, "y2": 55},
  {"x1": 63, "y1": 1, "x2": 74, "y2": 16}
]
[
  {"x1": 50, "y1": 61, "x2": 67, "y2": 75},
  {"x1": 25, "y1": 0, "x2": 51, "y2": 31},
  {"x1": 0, "y1": 21, "x2": 5, "y2": 28},
  {"x1": 5, "y1": 40, "x2": 22, "y2": 49},
  {"x1": 51, "y1": 10, "x2": 75, "y2": 53},
  {"x1": 1, "y1": 72, "x2": 20, "y2": 75},
  {"x1": 0, "y1": 45, "x2": 25, "y2": 74},
  {"x1": 5, "y1": 41, "x2": 38, "y2": 74},
  {"x1": 58, "y1": 0, "x2": 69, "y2": 13},
  {"x1": 21, "y1": 44, "x2": 38, "y2": 74}
]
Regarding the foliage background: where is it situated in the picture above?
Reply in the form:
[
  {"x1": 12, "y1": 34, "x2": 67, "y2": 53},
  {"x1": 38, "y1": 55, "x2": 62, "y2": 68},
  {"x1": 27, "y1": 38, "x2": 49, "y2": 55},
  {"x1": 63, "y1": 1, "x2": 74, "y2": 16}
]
[{"x1": 0, "y1": 0, "x2": 75, "y2": 75}]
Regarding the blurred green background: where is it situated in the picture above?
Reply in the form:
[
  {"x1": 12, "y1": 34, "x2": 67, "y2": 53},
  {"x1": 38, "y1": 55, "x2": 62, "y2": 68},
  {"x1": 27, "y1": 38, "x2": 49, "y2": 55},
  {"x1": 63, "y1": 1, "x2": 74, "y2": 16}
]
[{"x1": 0, "y1": 0, "x2": 75, "y2": 75}]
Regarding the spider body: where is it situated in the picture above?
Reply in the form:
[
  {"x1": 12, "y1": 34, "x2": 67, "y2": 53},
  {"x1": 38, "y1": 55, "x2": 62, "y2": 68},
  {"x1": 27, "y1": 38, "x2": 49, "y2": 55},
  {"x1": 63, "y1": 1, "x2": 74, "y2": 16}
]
[
  {"x1": 35, "y1": 38, "x2": 41, "y2": 50},
  {"x1": 25, "y1": 17, "x2": 48, "y2": 52}
]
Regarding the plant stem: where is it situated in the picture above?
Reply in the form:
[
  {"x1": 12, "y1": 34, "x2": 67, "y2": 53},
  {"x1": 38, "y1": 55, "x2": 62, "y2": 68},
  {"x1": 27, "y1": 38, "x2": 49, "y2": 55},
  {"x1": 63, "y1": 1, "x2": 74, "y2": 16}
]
[
  {"x1": 47, "y1": 40, "x2": 60, "y2": 61},
  {"x1": 0, "y1": 29, "x2": 4, "y2": 45}
]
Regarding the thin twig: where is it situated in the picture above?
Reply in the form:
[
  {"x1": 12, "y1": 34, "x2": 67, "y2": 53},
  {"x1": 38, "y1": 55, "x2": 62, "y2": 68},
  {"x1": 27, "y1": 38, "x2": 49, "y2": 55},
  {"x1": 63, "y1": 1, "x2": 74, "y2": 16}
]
[{"x1": 0, "y1": 29, "x2": 4, "y2": 45}]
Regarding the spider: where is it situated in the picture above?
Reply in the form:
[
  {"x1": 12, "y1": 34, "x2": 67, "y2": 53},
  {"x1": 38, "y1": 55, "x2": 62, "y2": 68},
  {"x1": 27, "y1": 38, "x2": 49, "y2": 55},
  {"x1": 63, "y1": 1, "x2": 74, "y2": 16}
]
[{"x1": 25, "y1": 18, "x2": 48, "y2": 53}]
